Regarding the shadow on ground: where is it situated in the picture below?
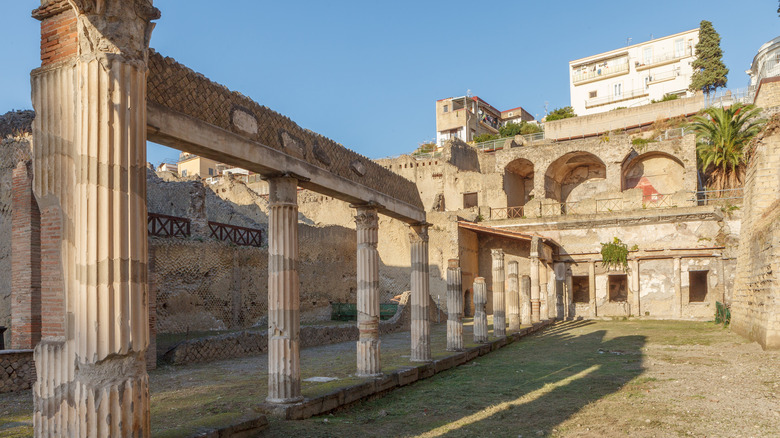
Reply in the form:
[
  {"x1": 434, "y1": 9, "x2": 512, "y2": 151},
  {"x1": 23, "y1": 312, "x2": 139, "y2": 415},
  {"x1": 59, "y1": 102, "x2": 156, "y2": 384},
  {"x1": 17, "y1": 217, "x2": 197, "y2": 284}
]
[{"x1": 265, "y1": 320, "x2": 646, "y2": 438}]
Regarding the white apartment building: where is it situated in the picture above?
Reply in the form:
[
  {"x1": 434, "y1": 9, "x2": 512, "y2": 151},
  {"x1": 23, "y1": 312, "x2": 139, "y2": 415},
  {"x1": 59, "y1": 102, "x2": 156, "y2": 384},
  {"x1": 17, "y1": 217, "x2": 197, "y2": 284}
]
[
  {"x1": 746, "y1": 36, "x2": 780, "y2": 90},
  {"x1": 569, "y1": 29, "x2": 699, "y2": 116}
]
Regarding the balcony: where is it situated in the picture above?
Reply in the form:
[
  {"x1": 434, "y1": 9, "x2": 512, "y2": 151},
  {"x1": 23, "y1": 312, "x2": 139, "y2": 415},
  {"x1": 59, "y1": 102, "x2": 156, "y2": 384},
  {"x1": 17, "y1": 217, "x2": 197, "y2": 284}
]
[
  {"x1": 635, "y1": 49, "x2": 692, "y2": 71},
  {"x1": 572, "y1": 61, "x2": 629, "y2": 85},
  {"x1": 585, "y1": 88, "x2": 649, "y2": 108}
]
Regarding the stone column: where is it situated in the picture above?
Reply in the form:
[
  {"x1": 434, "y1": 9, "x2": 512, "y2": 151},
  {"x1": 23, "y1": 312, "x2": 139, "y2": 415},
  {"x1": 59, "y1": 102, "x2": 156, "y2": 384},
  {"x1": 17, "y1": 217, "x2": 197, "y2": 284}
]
[
  {"x1": 589, "y1": 260, "x2": 597, "y2": 317},
  {"x1": 491, "y1": 249, "x2": 506, "y2": 336},
  {"x1": 410, "y1": 223, "x2": 431, "y2": 362},
  {"x1": 446, "y1": 259, "x2": 463, "y2": 351},
  {"x1": 564, "y1": 266, "x2": 573, "y2": 319},
  {"x1": 507, "y1": 261, "x2": 520, "y2": 331},
  {"x1": 530, "y1": 257, "x2": 541, "y2": 323},
  {"x1": 539, "y1": 262, "x2": 549, "y2": 319},
  {"x1": 630, "y1": 259, "x2": 640, "y2": 317},
  {"x1": 473, "y1": 277, "x2": 488, "y2": 343},
  {"x1": 267, "y1": 175, "x2": 303, "y2": 403},
  {"x1": 354, "y1": 205, "x2": 381, "y2": 376},
  {"x1": 34, "y1": 2, "x2": 161, "y2": 436},
  {"x1": 520, "y1": 275, "x2": 531, "y2": 325},
  {"x1": 673, "y1": 257, "x2": 682, "y2": 318}
]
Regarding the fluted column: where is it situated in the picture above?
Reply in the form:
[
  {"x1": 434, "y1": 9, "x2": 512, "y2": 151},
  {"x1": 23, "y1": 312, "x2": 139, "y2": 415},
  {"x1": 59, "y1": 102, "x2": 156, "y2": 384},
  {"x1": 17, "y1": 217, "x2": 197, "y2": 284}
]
[
  {"x1": 473, "y1": 277, "x2": 488, "y2": 343},
  {"x1": 446, "y1": 259, "x2": 463, "y2": 351},
  {"x1": 410, "y1": 223, "x2": 431, "y2": 362},
  {"x1": 520, "y1": 275, "x2": 532, "y2": 325},
  {"x1": 354, "y1": 205, "x2": 381, "y2": 376},
  {"x1": 267, "y1": 175, "x2": 303, "y2": 403},
  {"x1": 507, "y1": 261, "x2": 520, "y2": 331},
  {"x1": 589, "y1": 260, "x2": 597, "y2": 317},
  {"x1": 491, "y1": 249, "x2": 506, "y2": 336},
  {"x1": 630, "y1": 259, "x2": 640, "y2": 317},
  {"x1": 34, "y1": 2, "x2": 161, "y2": 436},
  {"x1": 530, "y1": 257, "x2": 540, "y2": 323}
]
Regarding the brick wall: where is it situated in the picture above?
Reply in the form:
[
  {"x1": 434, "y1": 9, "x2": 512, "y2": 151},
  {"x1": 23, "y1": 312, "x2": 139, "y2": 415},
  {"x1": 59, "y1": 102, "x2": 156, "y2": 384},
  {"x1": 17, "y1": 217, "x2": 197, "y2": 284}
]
[
  {"x1": 731, "y1": 115, "x2": 780, "y2": 349},
  {"x1": 0, "y1": 350, "x2": 35, "y2": 394},
  {"x1": 10, "y1": 162, "x2": 41, "y2": 349},
  {"x1": 40, "y1": 206, "x2": 64, "y2": 339},
  {"x1": 33, "y1": 1, "x2": 77, "y2": 66}
]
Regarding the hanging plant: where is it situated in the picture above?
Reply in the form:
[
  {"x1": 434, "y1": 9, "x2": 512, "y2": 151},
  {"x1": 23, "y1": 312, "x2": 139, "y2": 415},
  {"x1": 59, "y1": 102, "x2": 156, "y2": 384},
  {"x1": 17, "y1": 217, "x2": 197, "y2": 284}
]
[{"x1": 601, "y1": 237, "x2": 629, "y2": 271}]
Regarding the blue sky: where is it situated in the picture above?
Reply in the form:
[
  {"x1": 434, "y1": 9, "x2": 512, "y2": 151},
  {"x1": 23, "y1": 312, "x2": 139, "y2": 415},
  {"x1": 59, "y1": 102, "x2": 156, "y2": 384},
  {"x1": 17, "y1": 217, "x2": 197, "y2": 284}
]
[{"x1": 1, "y1": 1, "x2": 777, "y2": 164}]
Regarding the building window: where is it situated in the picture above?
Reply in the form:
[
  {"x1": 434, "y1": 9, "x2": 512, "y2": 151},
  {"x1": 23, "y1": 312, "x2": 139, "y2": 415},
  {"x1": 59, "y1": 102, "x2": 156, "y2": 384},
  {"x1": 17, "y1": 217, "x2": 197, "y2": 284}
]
[
  {"x1": 614, "y1": 83, "x2": 622, "y2": 98},
  {"x1": 608, "y1": 274, "x2": 628, "y2": 302},
  {"x1": 643, "y1": 47, "x2": 652, "y2": 65},
  {"x1": 645, "y1": 76, "x2": 651, "y2": 89},
  {"x1": 443, "y1": 105, "x2": 448, "y2": 113},
  {"x1": 572, "y1": 276, "x2": 589, "y2": 303},
  {"x1": 463, "y1": 192, "x2": 478, "y2": 209},
  {"x1": 181, "y1": 169, "x2": 187, "y2": 177},
  {"x1": 674, "y1": 38, "x2": 684, "y2": 58},
  {"x1": 208, "y1": 168, "x2": 214, "y2": 176},
  {"x1": 689, "y1": 271, "x2": 708, "y2": 302},
  {"x1": 589, "y1": 90, "x2": 597, "y2": 99}
]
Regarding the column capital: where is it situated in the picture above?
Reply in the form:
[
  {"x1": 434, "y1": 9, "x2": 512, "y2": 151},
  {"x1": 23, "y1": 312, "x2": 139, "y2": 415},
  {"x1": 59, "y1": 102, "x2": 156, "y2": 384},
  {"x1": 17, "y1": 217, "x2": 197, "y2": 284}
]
[
  {"x1": 68, "y1": 0, "x2": 160, "y2": 63},
  {"x1": 491, "y1": 248, "x2": 505, "y2": 259},
  {"x1": 354, "y1": 208, "x2": 378, "y2": 230},
  {"x1": 409, "y1": 222, "x2": 430, "y2": 243},
  {"x1": 447, "y1": 258, "x2": 460, "y2": 269}
]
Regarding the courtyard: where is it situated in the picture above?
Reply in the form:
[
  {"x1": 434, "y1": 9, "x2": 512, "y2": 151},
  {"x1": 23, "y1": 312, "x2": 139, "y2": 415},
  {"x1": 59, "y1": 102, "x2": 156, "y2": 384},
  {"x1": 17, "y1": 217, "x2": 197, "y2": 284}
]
[{"x1": 2, "y1": 319, "x2": 777, "y2": 437}]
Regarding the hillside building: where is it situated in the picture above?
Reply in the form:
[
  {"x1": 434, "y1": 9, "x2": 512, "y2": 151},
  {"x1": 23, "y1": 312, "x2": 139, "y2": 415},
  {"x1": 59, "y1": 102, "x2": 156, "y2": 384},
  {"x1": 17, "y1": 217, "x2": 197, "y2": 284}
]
[
  {"x1": 435, "y1": 96, "x2": 533, "y2": 146},
  {"x1": 747, "y1": 36, "x2": 780, "y2": 90},
  {"x1": 570, "y1": 29, "x2": 699, "y2": 116}
]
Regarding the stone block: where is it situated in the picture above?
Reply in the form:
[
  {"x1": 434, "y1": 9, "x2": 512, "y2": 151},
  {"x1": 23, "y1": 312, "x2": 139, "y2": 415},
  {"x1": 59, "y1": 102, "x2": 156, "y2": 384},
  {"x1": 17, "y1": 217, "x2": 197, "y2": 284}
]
[
  {"x1": 374, "y1": 375, "x2": 396, "y2": 393},
  {"x1": 451, "y1": 351, "x2": 469, "y2": 367},
  {"x1": 396, "y1": 367, "x2": 418, "y2": 386},
  {"x1": 478, "y1": 344, "x2": 491, "y2": 356},
  {"x1": 343, "y1": 381, "x2": 376, "y2": 405},
  {"x1": 433, "y1": 356, "x2": 455, "y2": 374},
  {"x1": 417, "y1": 362, "x2": 435, "y2": 379}
]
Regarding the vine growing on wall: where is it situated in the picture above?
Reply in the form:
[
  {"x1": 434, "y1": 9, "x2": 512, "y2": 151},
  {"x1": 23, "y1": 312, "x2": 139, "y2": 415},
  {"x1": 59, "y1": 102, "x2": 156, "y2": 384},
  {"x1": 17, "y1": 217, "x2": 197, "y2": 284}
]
[{"x1": 601, "y1": 237, "x2": 629, "y2": 271}]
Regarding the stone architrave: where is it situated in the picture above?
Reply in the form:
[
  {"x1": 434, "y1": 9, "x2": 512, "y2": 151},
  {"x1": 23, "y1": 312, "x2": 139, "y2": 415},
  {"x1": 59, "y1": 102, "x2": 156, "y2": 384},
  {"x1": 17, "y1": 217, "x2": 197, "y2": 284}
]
[
  {"x1": 507, "y1": 261, "x2": 520, "y2": 331},
  {"x1": 410, "y1": 223, "x2": 431, "y2": 362},
  {"x1": 520, "y1": 275, "x2": 532, "y2": 325},
  {"x1": 446, "y1": 259, "x2": 463, "y2": 351},
  {"x1": 491, "y1": 249, "x2": 506, "y2": 336},
  {"x1": 30, "y1": 1, "x2": 162, "y2": 435},
  {"x1": 354, "y1": 205, "x2": 381, "y2": 376},
  {"x1": 473, "y1": 277, "x2": 489, "y2": 343},
  {"x1": 267, "y1": 175, "x2": 303, "y2": 403}
]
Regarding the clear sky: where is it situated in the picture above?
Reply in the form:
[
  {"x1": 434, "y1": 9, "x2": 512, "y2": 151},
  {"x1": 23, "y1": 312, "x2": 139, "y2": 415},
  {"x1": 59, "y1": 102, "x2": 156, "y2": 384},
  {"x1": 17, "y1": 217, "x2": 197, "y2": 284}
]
[{"x1": 1, "y1": 1, "x2": 777, "y2": 164}]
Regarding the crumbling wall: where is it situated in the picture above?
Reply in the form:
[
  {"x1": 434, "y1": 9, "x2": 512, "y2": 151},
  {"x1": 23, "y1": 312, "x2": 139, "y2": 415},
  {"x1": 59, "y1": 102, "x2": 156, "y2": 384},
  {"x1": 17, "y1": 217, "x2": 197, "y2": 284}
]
[
  {"x1": 0, "y1": 111, "x2": 34, "y2": 345},
  {"x1": 732, "y1": 115, "x2": 780, "y2": 349}
]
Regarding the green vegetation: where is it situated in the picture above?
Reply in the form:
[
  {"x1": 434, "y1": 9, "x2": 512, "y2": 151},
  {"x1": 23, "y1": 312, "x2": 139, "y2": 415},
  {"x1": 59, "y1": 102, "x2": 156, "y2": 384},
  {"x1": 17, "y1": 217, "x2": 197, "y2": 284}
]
[
  {"x1": 472, "y1": 121, "x2": 543, "y2": 144},
  {"x1": 691, "y1": 103, "x2": 764, "y2": 191},
  {"x1": 545, "y1": 106, "x2": 577, "y2": 121},
  {"x1": 601, "y1": 237, "x2": 629, "y2": 271},
  {"x1": 689, "y1": 20, "x2": 728, "y2": 95},
  {"x1": 413, "y1": 142, "x2": 437, "y2": 156},
  {"x1": 651, "y1": 94, "x2": 679, "y2": 103},
  {"x1": 473, "y1": 133, "x2": 498, "y2": 143}
]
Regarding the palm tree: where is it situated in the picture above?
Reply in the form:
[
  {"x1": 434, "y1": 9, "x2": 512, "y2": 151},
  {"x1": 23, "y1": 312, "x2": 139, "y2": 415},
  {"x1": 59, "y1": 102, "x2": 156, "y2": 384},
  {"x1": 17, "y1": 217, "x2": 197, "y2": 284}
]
[{"x1": 691, "y1": 103, "x2": 765, "y2": 191}]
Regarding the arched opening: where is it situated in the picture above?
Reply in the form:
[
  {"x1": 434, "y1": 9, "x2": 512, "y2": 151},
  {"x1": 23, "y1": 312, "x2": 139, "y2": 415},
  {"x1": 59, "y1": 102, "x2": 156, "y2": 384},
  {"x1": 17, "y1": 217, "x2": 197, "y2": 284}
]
[
  {"x1": 622, "y1": 151, "x2": 685, "y2": 197},
  {"x1": 544, "y1": 152, "x2": 607, "y2": 202},
  {"x1": 504, "y1": 158, "x2": 534, "y2": 207}
]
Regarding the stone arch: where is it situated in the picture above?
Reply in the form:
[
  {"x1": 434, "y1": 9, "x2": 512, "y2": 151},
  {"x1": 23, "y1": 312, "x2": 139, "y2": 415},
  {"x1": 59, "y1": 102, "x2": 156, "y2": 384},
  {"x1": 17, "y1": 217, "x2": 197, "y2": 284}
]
[
  {"x1": 621, "y1": 151, "x2": 685, "y2": 195},
  {"x1": 504, "y1": 158, "x2": 534, "y2": 207},
  {"x1": 544, "y1": 152, "x2": 607, "y2": 202}
]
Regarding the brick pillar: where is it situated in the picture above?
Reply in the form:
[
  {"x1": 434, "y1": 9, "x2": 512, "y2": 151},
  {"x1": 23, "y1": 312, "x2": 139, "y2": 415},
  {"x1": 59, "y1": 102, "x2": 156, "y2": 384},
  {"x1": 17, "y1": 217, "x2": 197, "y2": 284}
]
[
  {"x1": 40, "y1": 206, "x2": 64, "y2": 340},
  {"x1": 146, "y1": 246, "x2": 158, "y2": 370},
  {"x1": 11, "y1": 161, "x2": 41, "y2": 350}
]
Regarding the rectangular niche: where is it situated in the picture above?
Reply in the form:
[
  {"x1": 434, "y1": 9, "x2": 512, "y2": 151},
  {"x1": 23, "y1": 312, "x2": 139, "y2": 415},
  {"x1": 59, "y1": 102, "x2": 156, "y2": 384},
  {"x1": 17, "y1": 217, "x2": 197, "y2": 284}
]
[
  {"x1": 689, "y1": 271, "x2": 708, "y2": 302},
  {"x1": 572, "y1": 276, "x2": 589, "y2": 303},
  {"x1": 608, "y1": 274, "x2": 628, "y2": 302}
]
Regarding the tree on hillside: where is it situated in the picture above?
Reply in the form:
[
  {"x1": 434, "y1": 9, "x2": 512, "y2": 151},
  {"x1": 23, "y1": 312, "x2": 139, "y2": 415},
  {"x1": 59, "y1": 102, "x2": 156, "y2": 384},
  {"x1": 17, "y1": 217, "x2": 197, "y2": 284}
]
[
  {"x1": 689, "y1": 20, "x2": 729, "y2": 95},
  {"x1": 545, "y1": 106, "x2": 576, "y2": 121},
  {"x1": 499, "y1": 121, "x2": 543, "y2": 137},
  {"x1": 691, "y1": 103, "x2": 764, "y2": 191}
]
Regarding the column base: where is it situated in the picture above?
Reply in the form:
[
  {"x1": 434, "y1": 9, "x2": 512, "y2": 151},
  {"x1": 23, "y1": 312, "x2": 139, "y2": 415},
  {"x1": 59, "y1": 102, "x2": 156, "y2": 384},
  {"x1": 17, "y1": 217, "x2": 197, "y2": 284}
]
[{"x1": 265, "y1": 395, "x2": 305, "y2": 405}]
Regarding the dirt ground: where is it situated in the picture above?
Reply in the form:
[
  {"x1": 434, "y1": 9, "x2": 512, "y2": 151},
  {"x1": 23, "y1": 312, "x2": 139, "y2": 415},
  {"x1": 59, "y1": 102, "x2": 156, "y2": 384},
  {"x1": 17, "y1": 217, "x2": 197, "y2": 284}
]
[{"x1": 1, "y1": 319, "x2": 779, "y2": 437}]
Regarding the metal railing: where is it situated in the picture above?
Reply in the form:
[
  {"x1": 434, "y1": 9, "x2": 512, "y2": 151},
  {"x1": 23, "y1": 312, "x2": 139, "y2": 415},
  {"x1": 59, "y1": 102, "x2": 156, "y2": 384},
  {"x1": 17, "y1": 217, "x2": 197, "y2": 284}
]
[
  {"x1": 572, "y1": 61, "x2": 629, "y2": 83},
  {"x1": 637, "y1": 49, "x2": 692, "y2": 69},
  {"x1": 489, "y1": 189, "x2": 743, "y2": 220},
  {"x1": 586, "y1": 87, "x2": 648, "y2": 108},
  {"x1": 473, "y1": 131, "x2": 546, "y2": 152},
  {"x1": 655, "y1": 126, "x2": 693, "y2": 141},
  {"x1": 208, "y1": 221, "x2": 263, "y2": 247},
  {"x1": 148, "y1": 213, "x2": 191, "y2": 238},
  {"x1": 704, "y1": 87, "x2": 754, "y2": 108}
]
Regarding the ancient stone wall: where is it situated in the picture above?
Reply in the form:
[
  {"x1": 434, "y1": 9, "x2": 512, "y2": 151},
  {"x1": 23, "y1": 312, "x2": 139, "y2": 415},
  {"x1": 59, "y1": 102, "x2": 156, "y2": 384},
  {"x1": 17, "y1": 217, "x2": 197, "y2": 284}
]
[
  {"x1": 732, "y1": 115, "x2": 780, "y2": 349},
  {"x1": 0, "y1": 350, "x2": 35, "y2": 394}
]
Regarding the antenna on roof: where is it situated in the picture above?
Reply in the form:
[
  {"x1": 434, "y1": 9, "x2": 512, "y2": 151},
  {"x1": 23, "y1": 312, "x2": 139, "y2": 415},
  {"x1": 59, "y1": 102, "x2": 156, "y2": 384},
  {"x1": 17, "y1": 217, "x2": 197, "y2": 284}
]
[
  {"x1": 626, "y1": 37, "x2": 632, "y2": 46},
  {"x1": 466, "y1": 89, "x2": 472, "y2": 97}
]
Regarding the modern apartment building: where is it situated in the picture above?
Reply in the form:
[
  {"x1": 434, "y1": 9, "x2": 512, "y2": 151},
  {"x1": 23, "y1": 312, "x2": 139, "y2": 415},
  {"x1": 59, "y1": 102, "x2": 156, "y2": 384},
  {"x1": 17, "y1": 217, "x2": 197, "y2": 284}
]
[
  {"x1": 177, "y1": 151, "x2": 219, "y2": 178},
  {"x1": 435, "y1": 96, "x2": 533, "y2": 146},
  {"x1": 569, "y1": 29, "x2": 699, "y2": 116},
  {"x1": 747, "y1": 36, "x2": 780, "y2": 90}
]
